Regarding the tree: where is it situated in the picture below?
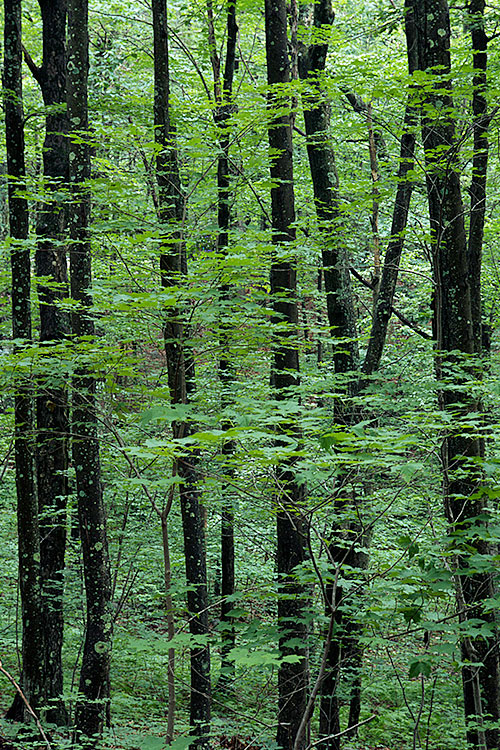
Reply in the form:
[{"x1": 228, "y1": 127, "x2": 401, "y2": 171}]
[
  {"x1": 3, "y1": 0, "x2": 44, "y2": 721},
  {"x1": 206, "y1": 0, "x2": 239, "y2": 689},
  {"x1": 265, "y1": 2, "x2": 309, "y2": 748},
  {"x1": 298, "y1": 0, "x2": 358, "y2": 383},
  {"x1": 22, "y1": 0, "x2": 70, "y2": 723},
  {"x1": 405, "y1": 0, "x2": 500, "y2": 746},
  {"x1": 3, "y1": 2, "x2": 500, "y2": 749},
  {"x1": 67, "y1": 0, "x2": 113, "y2": 740},
  {"x1": 153, "y1": 1, "x2": 211, "y2": 746}
]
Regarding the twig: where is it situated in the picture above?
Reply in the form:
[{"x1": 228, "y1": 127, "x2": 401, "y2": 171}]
[
  {"x1": 350, "y1": 266, "x2": 432, "y2": 339},
  {"x1": 293, "y1": 605, "x2": 336, "y2": 750},
  {"x1": 413, "y1": 674, "x2": 424, "y2": 750},
  {"x1": 386, "y1": 647, "x2": 416, "y2": 724},
  {"x1": 0, "y1": 439, "x2": 14, "y2": 481},
  {"x1": 306, "y1": 714, "x2": 377, "y2": 747},
  {"x1": 0, "y1": 659, "x2": 52, "y2": 749}
]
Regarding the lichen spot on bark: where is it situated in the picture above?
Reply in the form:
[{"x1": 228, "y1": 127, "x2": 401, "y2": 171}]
[{"x1": 94, "y1": 641, "x2": 110, "y2": 654}]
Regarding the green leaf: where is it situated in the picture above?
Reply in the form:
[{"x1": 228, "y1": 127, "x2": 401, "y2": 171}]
[
  {"x1": 408, "y1": 660, "x2": 431, "y2": 679},
  {"x1": 141, "y1": 737, "x2": 167, "y2": 750}
]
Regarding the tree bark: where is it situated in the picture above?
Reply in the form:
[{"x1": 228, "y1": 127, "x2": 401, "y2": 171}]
[
  {"x1": 161, "y1": 508, "x2": 176, "y2": 743},
  {"x1": 405, "y1": 2, "x2": 500, "y2": 747},
  {"x1": 207, "y1": 0, "x2": 239, "y2": 690},
  {"x1": 297, "y1": 1, "x2": 358, "y2": 384},
  {"x1": 3, "y1": 0, "x2": 45, "y2": 721},
  {"x1": 67, "y1": 0, "x2": 113, "y2": 741},
  {"x1": 31, "y1": 0, "x2": 69, "y2": 724},
  {"x1": 467, "y1": 0, "x2": 489, "y2": 355},
  {"x1": 297, "y1": 6, "x2": 370, "y2": 746},
  {"x1": 361, "y1": 27, "x2": 419, "y2": 378},
  {"x1": 153, "y1": 2, "x2": 211, "y2": 746},
  {"x1": 265, "y1": 3, "x2": 309, "y2": 749},
  {"x1": 361, "y1": 101, "x2": 417, "y2": 377}
]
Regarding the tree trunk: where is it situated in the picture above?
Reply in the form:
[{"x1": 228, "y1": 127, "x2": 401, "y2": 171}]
[
  {"x1": 361, "y1": 101, "x2": 417, "y2": 377},
  {"x1": 405, "y1": 1, "x2": 500, "y2": 747},
  {"x1": 153, "y1": 1, "x2": 211, "y2": 746},
  {"x1": 265, "y1": 3, "x2": 309, "y2": 749},
  {"x1": 297, "y1": 1, "x2": 419, "y2": 742},
  {"x1": 67, "y1": 0, "x2": 113, "y2": 741},
  {"x1": 161, "y1": 510, "x2": 176, "y2": 743},
  {"x1": 28, "y1": 0, "x2": 70, "y2": 724},
  {"x1": 297, "y1": 6, "x2": 368, "y2": 745},
  {"x1": 207, "y1": 0, "x2": 239, "y2": 690},
  {"x1": 297, "y1": 3, "x2": 358, "y2": 385},
  {"x1": 467, "y1": 0, "x2": 489, "y2": 355},
  {"x1": 360, "y1": 22, "x2": 419, "y2": 379},
  {"x1": 3, "y1": 0, "x2": 45, "y2": 721}
]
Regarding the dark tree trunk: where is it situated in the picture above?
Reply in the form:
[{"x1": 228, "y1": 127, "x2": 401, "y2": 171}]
[
  {"x1": 153, "y1": 1, "x2": 211, "y2": 746},
  {"x1": 297, "y1": 1, "x2": 419, "y2": 742},
  {"x1": 265, "y1": 3, "x2": 308, "y2": 749},
  {"x1": 67, "y1": 0, "x2": 113, "y2": 741},
  {"x1": 319, "y1": 515, "x2": 368, "y2": 750},
  {"x1": 207, "y1": 0, "x2": 238, "y2": 690},
  {"x1": 467, "y1": 0, "x2": 489, "y2": 355},
  {"x1": 24, "y1": 0, "x2": 70, "y2": 724},
  {"x1": 358, "y1": 0, "x2": 419, "y2": 379},
  {"x1": 361, "y1": 101, "x2": 417, "y2": 377},
  {"x1": 406, "y1": 2, "x2": 500, "y2": 747},
  {"x1": 297, "y1": 5, "x2": 369, "y2": 745},
  {"x1": 3, "y1": 0, "x2": 44, "y2": 721},
  {"x1": 316, "y1": 505, "x2": 370, "y2": 749},
  {"x1": 297, "y1": 0, "x2": 358, "y2": 384}
]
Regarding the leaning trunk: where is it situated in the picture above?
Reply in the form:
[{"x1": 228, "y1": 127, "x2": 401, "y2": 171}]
[{"x1": 298, "y1": 12, "x2": 358, "y2": 382}]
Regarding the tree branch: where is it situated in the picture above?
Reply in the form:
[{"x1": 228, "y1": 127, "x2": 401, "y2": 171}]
[
  {"x1": 22, "y1": 45, "x2": 41, "y2": 82},
  {"x1": 350, "y1": 266, "x2": 432, "y2": 340}
]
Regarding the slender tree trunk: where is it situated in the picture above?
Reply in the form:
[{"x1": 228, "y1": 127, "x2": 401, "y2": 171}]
[
  {"x1": 361, "y1": 101, "x2": 417, "y2": 377},
  {"x1": 317, "y1": 519, "x2": 369, "y2": 749},
  {"x1": 25, "y1": 0, "x2": 70, "y2": 723},
  {"x1": 161, "y1": 509, "x2": 176, "y2": 743},
  {"x1": 153, "y1": 2, "x2": 211, "y2": 746},
  {"x1": 297, "y1": 1, "x2": 418, "y2": 742},
  {"x1": 298, "y1": 9, "x2": 358, "y2": 384},
  {"x1": 367, "y1": 102, "x2": 381, "y2": 303},
  {"x1": 467, "y1": 0, "x2": 489, "y2": 355},
  {"x1": 67, "y1": 0, "x2": 113, "y2": 740},
  {"x1": 207, "y1": 0, "x2": 239, "y2": 690},
  {"x1": 3, "y1": 0, "x2": 45, "y2": 721},
  {"x1": 265, "y1": 3, "x2": 308, "y2": 749},
  {"x1": 297, "y1": 6, "x2": 368, "y2": 745},
  {"x1": 360, "y1": 24, "x2": 419, "y2": 379},
  {"x1": 405, "y1": 2, "x2": 500, "y2": 747}
]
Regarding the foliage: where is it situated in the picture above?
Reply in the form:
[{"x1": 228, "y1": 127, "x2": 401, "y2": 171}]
[{"x1": 1, "y1": 0, "x2": 500, "y2": 748}]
